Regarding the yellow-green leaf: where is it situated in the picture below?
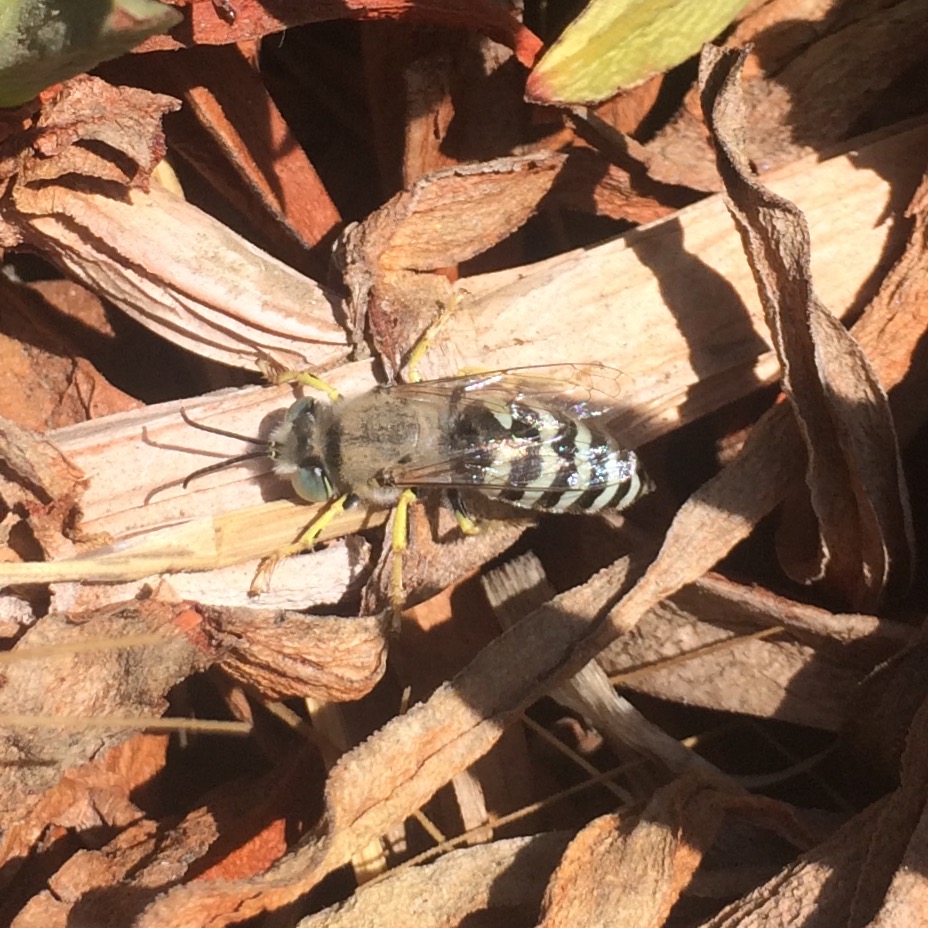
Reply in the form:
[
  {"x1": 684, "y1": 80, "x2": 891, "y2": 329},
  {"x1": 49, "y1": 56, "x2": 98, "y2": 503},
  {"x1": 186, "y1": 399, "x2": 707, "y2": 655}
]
[
  {"x1": 0, "y1": 0, "x2": 181, "y2": 108},
  {"x1": 527, "y1": 0, "x2": 749, "y2": 105}
]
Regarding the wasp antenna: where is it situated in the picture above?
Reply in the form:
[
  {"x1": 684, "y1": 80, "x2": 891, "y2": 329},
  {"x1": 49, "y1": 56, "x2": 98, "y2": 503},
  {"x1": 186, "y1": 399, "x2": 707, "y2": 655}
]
[
  {"x1": 180, "y1": 407, "x2": 270, "y2": 445},
  {"x1": 182, "y1": 451, "x2": 269, "y2": 489}
]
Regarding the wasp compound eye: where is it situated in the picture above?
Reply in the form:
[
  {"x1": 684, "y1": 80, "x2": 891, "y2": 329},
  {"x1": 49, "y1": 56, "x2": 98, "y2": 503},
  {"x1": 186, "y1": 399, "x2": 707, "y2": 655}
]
[{"x1": 291, "y1": 462, "x2": 333, "y2": 503}]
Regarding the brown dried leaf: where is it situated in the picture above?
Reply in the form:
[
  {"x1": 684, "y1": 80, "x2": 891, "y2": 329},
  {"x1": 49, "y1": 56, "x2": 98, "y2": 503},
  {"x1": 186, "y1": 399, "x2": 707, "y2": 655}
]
[
  {"x1": 12, "y1": 816, "x2": 163, "y2": 927},
  {"x1": 24, "y1": 76, "x2": 177, "y2": 187},
  {"x1": 642, "y1": 0, "x2": 928, "y2": 191},
  {"x1": 594, "y1": 72, "x2": 666, "y2": 136},
  {"x1": 1, "y1": 76, "x2": 348, "y2": 372},
  {"x1": 366, "y1": 24, "x2": 532, "y2": 192},
  {"x1": 843, "y1": 643, "x2": 928, "y2": 786},
  {"x1": 702, "y1": 44, "x2": 913, "y2": 610},
  {"x1": 601, "y1": 574, "x2": 912, "y2": 731},
  {"x1": 0, "y1": 75, "x2": 177, "y2": 205},
  {"x1": 13, "y1": 182, "x2": 349, "y2": 372},
  {"x1": 538, "y1": 774, "x2": 812, "y2": 928},
  {"x1": 343, "y1": 153, "x2": 566, "y2": 373},
  {"x1": 738, "y1": 0, "x2": 928, "y2": 167},
  {"x1": 729, "y1": 0, "x2": 843, "y2": 72},
  {"x1": 679, "y1": 574, "x2": 911, "y2": 665},
  {"x1": 573, "y1": 47, "x2": 927, "y2": 679},
  {"x1": 206, "y1": 606, "x2": 388, "y2": 701},
  {"x1": 398, "y1": 49, "x2": 459, "y2": 183},
  {"x1": 0, "y1": 417, "x2": 85, "y2": 506},
  {"x1": 377, "y1": 154, "x2": 567, "y2": 272}
]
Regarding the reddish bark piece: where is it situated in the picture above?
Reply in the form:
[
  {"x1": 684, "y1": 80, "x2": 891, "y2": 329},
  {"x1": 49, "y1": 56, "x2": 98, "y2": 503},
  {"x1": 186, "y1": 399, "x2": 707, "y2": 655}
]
[
  {"x1": 155, "y1": 44, "x2": 341, "y2": 266},
  {"x1": 0, "y1": 602, "x2": 207, "y2": 891},
  {"x1": 0, "y1": 278, "x2": 140, "y2": 432},
  {"x1": 144, "y1": 0, "x2": 543, "y2": 68}
]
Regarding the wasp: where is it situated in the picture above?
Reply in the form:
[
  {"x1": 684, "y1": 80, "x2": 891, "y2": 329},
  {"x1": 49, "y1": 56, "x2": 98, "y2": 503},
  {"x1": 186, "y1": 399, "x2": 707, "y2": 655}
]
[
  {"x1": 183, "y1": 364, "x2": 651, "y2": 605},
  {"x1": 270, "y1": 367, "x2": 648, "y2": 515}
]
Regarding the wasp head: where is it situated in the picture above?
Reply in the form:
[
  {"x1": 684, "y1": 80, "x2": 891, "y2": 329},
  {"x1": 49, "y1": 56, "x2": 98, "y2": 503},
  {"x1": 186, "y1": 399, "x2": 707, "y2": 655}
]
[{"x1": 268, "y1": 398, "x2": 335, "y2": 502}]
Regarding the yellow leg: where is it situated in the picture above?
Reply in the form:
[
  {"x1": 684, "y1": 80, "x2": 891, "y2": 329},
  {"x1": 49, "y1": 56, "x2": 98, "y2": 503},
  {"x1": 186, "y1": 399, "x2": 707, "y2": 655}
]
[
  {"x1": 249, "y1": 494, "x2": 350, "y2": 595},
  {"x1": 390, "y1": 489, "x2": 417, "y2": 614},
  {"x1": 273, "y1": 369, "x2": 342, "y2": 402},
  {"x1": 405, "y1": 290, "x2": 464, "y2": 384},
  {"x1": 454, "y1": 508, "x2": 480, "y2": 536}
]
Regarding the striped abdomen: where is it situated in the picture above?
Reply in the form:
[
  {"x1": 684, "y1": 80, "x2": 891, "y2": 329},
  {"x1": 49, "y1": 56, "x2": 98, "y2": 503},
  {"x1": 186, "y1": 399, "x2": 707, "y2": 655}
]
[{"x1": 447, "y1": 400, "x2": 649, "y2": 513}]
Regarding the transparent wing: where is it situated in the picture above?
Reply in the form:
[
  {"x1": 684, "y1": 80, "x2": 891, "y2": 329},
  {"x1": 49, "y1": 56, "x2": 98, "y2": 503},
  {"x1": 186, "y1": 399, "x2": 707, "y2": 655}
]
[
  {"x1": 391, "y1": 362, "x2": 631, "y2": 419},
  {"x1": 380, "y1": 365, "x2": 635, "y2": 492}
]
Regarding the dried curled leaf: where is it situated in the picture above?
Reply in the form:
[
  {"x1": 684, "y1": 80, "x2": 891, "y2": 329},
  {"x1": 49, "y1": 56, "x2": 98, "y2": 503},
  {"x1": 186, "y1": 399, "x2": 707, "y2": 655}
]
[
  {"x1": 600, "y1": 574, "x2": 912, "y2": 731},
  {"x1": 0, "y1": 75, "x2": 179, "y2": 211},
  {"x1": 700, "y1": 44, "x2": 914, "y2": 610},
  {"x1": 0, "y1": 76, "x2": 349, "y2": 372},
  {"x1": 343, "y1": 152, "x2": 566, "y2": 375},
  {"x1": 641, "y1": 2, "x2": 928, "y2": 191}
]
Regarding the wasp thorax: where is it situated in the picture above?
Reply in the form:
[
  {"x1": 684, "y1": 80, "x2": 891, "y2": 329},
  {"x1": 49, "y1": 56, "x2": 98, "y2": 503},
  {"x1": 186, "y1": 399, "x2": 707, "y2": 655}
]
[{"x1": 269, "y1": 398, "x2": 335, "y2": 502}]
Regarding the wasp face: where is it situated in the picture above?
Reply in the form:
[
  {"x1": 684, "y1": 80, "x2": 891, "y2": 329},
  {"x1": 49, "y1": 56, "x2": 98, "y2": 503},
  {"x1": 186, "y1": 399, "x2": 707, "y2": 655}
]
[{"x1": 269, "y1": 398, "x2": 335, "y2": 503}]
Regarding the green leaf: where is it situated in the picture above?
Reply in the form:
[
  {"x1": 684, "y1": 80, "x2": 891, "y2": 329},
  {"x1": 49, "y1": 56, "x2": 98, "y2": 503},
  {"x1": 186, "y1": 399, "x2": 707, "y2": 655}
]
[
  {"x1": 0, "y1": 0, "x2": 182, "y2": 108},
  {"x1": 527, "y1": 0, "x2": 749, "y2": 105}
]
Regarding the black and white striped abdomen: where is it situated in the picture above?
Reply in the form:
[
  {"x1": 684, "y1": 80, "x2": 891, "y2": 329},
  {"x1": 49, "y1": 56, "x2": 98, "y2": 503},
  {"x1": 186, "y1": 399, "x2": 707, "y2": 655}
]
[{"x1": 451, "y1": 400, "x2": 649, "y2": 514}]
